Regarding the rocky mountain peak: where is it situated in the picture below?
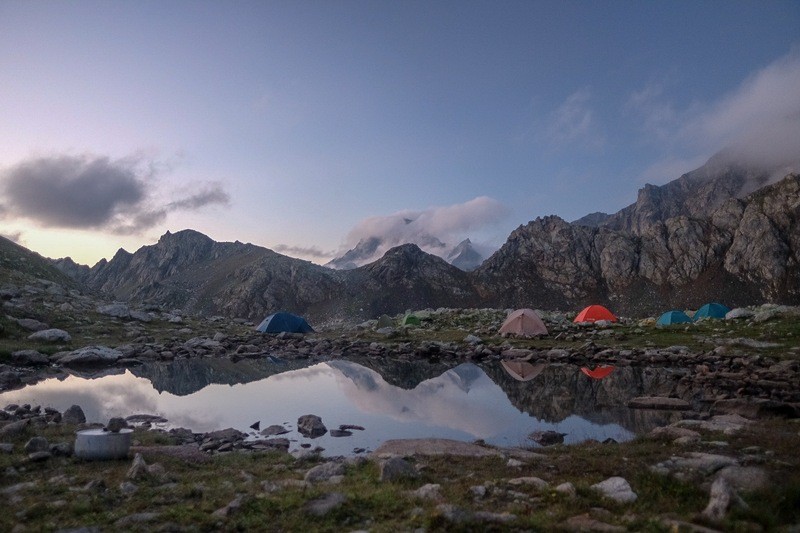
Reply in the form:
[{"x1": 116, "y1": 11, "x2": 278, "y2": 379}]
[{"x1": 446, "y1": 239, "x2": 484, "y2": 271}]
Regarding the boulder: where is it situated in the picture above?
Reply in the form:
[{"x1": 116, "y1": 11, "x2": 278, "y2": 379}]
[
  {"x1": 28, "y1": 329, "x2": 71, "y2": 342},
  {"x1": 379, "y1": 457, "x2": 418, "y2": 482},
  {"x1": 304, "y1": 461, "x2": 346, "y2": 483},
  {"x1": 58, "y1": 346, "x2": 122, "y2": 366},
  {"x1": 15, "y1": 318, "x2": 49, "y2": 331},
  {"x1": 97, "y1": 303, "x2": 131, "y2": 318},
  {"x1": 62, "y1": 405, "x2": 86, "y2": 425},
  {"x1": 10, "y1": 350, "x2": 49, "y2": 366},
  {"x1": 591, "y1": 476, "x2": 637, "y2": 503},
  {"x1": 297, "y1": 415, "x2": 327, "y2": 438}
]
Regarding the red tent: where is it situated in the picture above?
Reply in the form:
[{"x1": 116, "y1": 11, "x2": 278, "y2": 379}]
[
  {"x1": 580, "y1": 366, "x2": 615, "y2": 379},
  {"x1": 574, "y1": 305, "x2": 617, "y2": 323}
]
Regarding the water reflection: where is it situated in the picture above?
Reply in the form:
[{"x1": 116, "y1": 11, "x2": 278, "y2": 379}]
[
  {"x1": 0, "y1": 358, "x2": 686, "y2": 456},
  {"x1": 581, "y1": 366, "x2": 615, "y2": 380},
  {"x1": 500, "y1": 360, "x2": 546, "y2": 382}
]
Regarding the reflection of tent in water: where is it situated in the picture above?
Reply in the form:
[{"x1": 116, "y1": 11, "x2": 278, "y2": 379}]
[
  {"x1": 580, "y1": 366, "x2": 615, "y2": 380},
  {"x1": 693, "y1": 302, "x2": 730, "y2": 320},
  {"x1": 656, "y1": 310, "x2": 692, "y2": 326},
  {"x1": 501, "y1": 360, "x2": 546, "y2": 382},
  {"x1": 255, "y1": 312, "x2": 314, "y2": 334},
  {"x1": 499, "y1": 309, "x2": 548, "y2": 337}
]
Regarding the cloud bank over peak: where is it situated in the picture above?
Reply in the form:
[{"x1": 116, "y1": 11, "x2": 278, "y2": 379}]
[
  {"x1": 0, "y1": 153, "x2": 230, "y2": 235},
  {"x1": 630, "y1": 49, "x2": 800, "y2": 184},
  {"x1": 328, "y1": 196, "x2": 510, "y2": 268}
]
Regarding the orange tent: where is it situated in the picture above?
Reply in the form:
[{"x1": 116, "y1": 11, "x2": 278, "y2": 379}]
[
  {"x1": 501, "y1": 360, "x2": 546, "y2": 382},
  {"x1": 580, "y1": 366, "x2": 615, "y2": 379},
  {"x1": 574, "y1": 305, "x2": 617, "y2": 323},
  {"x1": 499, "y1": 308, "x2": 548, "y2": 337}
]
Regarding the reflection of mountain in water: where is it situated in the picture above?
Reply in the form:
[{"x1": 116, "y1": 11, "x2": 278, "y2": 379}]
[
  {"x1": 327, "y1": 360, "x2": 525, "y2": 438},
  {"x1": 122, "y1": 357, "x2": 690, "y2": 437},
  {"x1": 130, "y1": 358, "x2": 311, "y2": 396},
  {"x1": 482, "y1": 363, "x2": 688, "y2": 433},
  {"x1": 349, "y1": 356, "x2": 458, "y2": 390}
]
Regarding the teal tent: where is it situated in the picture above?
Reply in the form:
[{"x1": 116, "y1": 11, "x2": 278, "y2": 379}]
[
  {"x1": 256, "y1": 312, "x2": 314, "y2": 334},
  {"x1": 656, "y1": 310, "x2": 692, "y2": 326},
  {"x1": 694, "y1": 303, "x2": 730, "y2": 320}
]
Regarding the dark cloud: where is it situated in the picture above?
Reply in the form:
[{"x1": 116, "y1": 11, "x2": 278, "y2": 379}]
[
  {"x1": 273, "y1": 243, "x2": 333, "y2": 259},
  {"x1": 166, "y1": 183, "x2": 231, "y2": 210},
  {"x1": 1, "y1": 155, "x2": 144, "y2": 228},
  {"x1": 0, "y1": 154, "x2": 230, "y2": 234}
]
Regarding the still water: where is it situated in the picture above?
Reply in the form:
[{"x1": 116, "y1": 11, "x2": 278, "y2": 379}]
[{"x1": 0, "y1": 358, "x2": 684, "y2": 456}]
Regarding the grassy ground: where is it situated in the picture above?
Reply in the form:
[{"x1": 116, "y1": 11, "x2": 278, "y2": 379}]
[{"x1": 1, "y1": 417, "x2": 799, "y2": 531}]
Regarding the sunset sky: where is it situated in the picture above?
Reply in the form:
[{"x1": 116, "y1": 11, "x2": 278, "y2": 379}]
[{"x1": 1, "y1": 1, "x2": 799, "y2": 265}]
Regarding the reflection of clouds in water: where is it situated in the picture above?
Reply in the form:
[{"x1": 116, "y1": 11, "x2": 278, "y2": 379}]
[
  {"x1": 327, "y1": 361, "x2": 526, "y2": 438},
  {"x1": 0, "y1": 372, "x2": 160, "y2": 423},
  {"x1": 269, "y1": 364, "x2": 333, "y2": 382}
]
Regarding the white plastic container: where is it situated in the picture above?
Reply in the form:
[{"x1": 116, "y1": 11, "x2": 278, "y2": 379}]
[{"x1": 74, "y1": 428, "x2": 133, "y2": 460}]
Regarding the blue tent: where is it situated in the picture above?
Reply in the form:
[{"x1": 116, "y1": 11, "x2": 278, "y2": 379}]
[
  {"x1": 656, "y1": 310, "x2": 693, "y2": 326},
  {"x1": 255, "y1": 312, "x2": 314, "y2": 334},
  {"x1": 693, "y1": 302, "x2": 730, "y2": 320}
]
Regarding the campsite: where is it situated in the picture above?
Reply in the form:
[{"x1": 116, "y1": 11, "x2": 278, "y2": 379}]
[{"x1": 1, "y1": 293, "x2": 799, "y2": 531}]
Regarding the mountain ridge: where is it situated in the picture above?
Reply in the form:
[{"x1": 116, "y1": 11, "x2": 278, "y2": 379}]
[{"x1": 38, "y1": 154, "x2": 800, "y2": 321}]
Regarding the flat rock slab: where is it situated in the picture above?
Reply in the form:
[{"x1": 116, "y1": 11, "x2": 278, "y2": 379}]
[
  {"x1": 628, "y1": 396, "x2": 691, "y2": 410},
  {"x1": 372, "y1": 438, "x2": 501, "y2": 457},
  {"x1": 130, "y1": 445, "x2": 211, "y2": 463}
]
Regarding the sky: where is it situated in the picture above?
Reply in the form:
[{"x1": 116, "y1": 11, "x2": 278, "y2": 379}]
[{"x1": 1, "y1": 0, "x2": 799, "y2": 266}]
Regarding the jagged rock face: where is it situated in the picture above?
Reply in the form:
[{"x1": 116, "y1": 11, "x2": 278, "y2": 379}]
[
  {"x1": 76, "y1": 229, "x2": 344, "y2": 320},
  {"x1": 572, "y1": 211, "x2": 611, "y2": 228},
  {"x1": 723, "y1": 176, "x2": 800, "y2": 300},
  {"x1": 601, "y1": 154, "x2": 773, "y2": 235},
  {"x1": 50, "y1": 257, "x2": 92, "y2": 284},
  {"x1": 477, "y1": 174, "x2": 800, "y2": 314}
]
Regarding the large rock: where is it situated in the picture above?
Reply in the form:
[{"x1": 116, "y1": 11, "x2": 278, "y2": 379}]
[
  {"x1": 28, "y1": 329, "x2": 71, "y2": 342},
  {"x1": 11, "y1": 350, "x2": 50, "y2": 366},
  {"x1": 57, "y1": 346, "x2": 122, "y2": 366},
  {"x1": 15, "y1": 318, "x2": 49, "y2": 331},
  {"x1": 62, "y1": 405, "x2": 86, "y2": 424},
  {"x1": 97, "y1": 303, "x2": 131, "y2": 318},
  {"x1": 297, "y1": 415, "x2": 327, "y2": 438},
  {"x1": 590, "y1": 477, "x2": 637, "y2": 503}
]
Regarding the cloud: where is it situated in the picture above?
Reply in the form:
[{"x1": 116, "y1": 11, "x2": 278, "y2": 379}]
[
  {"x1": 1, "y1": 155, "x2": 145, "y2": 228},
  {"x1": 687, "y1": 49, "x2": 800, "y2": 168},
  {"x1": 272, "y1": 243, "x2": 334, "y2": 260},
  {"x1": 334, "y1": 196, "x2": 510, "y2": 265},
  {"x1": 0, "y1": 154, "x2": 230, "y2": 234},
  {"x1": 545, "y1": 88, "x2": 604, "y2": 148},
  {"x1": 629, "y1": 49, "x2": 800, "y2": 175},
  {"x1": 166, "y1": 184, "x2": 230, "y2": 211},
  {"x1": 625, "y1": 78, "x2": 683, "y2": 143},
  {"x1": 636, "y1": 154, "x2": 709, "y2": 186}
]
